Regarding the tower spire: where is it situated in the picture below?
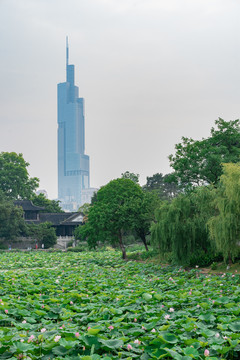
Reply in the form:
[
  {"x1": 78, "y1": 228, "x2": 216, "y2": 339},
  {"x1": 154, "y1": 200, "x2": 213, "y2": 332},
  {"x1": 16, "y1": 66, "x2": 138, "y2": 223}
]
[{"x1": 66, "y1": 36, "x2": 69, "y2": 71}]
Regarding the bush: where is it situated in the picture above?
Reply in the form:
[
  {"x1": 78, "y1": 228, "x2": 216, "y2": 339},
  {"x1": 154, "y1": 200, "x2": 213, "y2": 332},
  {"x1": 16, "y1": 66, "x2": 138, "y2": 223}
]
[
  {"x1": 123, "y1": 234, "x2": 136, "y2": 245},
  {"x1": 27, "y1": 222, "x2": 57, "y2": 249},
  {"x1": 127, "y1": 243, "x2": 146, "y2": 252},
  {"x1": 127, "y1": 249, "x2": 155, "y2": 262},
  {"x1": 188, "y1": 250, "x2": 223, "y2": 268},
  {"x1": 47, "y1": 249, "x2": 62, "y2": 253},
  {"x1": 0, "y1": 241, "x2": 8, "y2": 250},
  {"x1": 67, "y1": 245, "x2": 86, "y2": 252},
  {"x1": 211, "y1": 262, "x2": 217, "y2": 270}
]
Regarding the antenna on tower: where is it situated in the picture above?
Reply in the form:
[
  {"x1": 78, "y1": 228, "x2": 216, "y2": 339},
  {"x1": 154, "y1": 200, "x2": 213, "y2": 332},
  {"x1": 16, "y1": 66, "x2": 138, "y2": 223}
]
[{"x1": 66, "y1": 36, "x2": 69, "y2": 68}]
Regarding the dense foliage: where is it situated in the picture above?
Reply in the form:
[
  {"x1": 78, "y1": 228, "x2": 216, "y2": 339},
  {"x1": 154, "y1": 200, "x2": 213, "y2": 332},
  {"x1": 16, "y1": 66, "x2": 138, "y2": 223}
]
[
  {"x1": 31, "y1": 193, "x2": 64, "y2": 213},
  {"x1": 26, "y1": 222, "x2": 57, "y2": 249},
  {"x1": 132, "y1": 191, "x2": 160, "y2": 251},
  {"x1": 0, "y1": 250, "x2": 239, "y2": 359},
  {"x1": 150, "y1": 119, "x2": 240, "y2": 264},
  {"x1": 0, "y1": 192, "x2": 26, "y2": 242},
  {"x1": 143, "y1": 173, "x2": 180, "y2": 200},
  {"x1": 208, "y1": 163, "x2": 240, "y2": 263},
  {"x1": 151, "y1": 186, "x2": 216, "y2": 264},
  {"x1": 121, "y1": 171, "x2": 140, "y2": 184},
  {"x1": 0, "y1": 152, "x2": 39, "y2": 200},
  {"x1": 75, "y1": 179, "x2": 145, "y2": 259},
  {"x1": 169, "y1": 119, "x2": 240, "y2": 188}
]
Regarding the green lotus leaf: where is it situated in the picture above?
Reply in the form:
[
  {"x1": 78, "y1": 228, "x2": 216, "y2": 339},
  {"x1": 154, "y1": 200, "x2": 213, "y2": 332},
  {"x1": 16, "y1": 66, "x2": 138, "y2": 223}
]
[
  {"x1": 12, "y1": 341, "x2": 35, "y2": 352},
  {"x1": 165, "y1": 348, "x2": 183, "y2": 360},
  {"x1": 0, "y1": 250, "x2": 239, "y2": 359},
  {"x1": 142, "y1": 293, "x2": 152, "y2": 301},
  {"x1": 52, "y1": 345, "x2": 70, "y2": 355},
  {"x1": 159, "y1": 332, "x2": 178, "y2": 344},
  {"x1": 199, "y1": 302, "x2": 210, "y2": 309},
  {"x1": 215, "y1": 296, "x2": 229, "y2": 304},
  {"x1": 199, "y1": 313, "x2": 216, "y2": 322},
  {"x1": 183, "y1": 346, "x2": 199, "y2": 357},
  {"x1": 228, "y1": 322, "x2": 240, "y2": 331},
  {"x1": 154, "y1": 293, "x2": 162, "y2": 300},
  {"x1": 25, "y1": 316, "x2": 36, "y2": 323},
  {"x1": 88, "y1": 328, "x2": 101, "y2": 335},
  {"x1": 34, "y1": 309, "x2": 46, "y2": 316},
  {"x1": 99, "y1": 338, "x2": 124, "y2": 349}
]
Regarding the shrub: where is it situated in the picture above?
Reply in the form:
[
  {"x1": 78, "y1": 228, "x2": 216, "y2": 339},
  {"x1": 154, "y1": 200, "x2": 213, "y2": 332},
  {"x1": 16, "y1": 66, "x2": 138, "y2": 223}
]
[
  {"x1": 67, "y1": 240, "x2": 73, "y2": 248},
  {"x1": 127, "y1": 249, "x2": 155, "y2": 262},
  {"x1": 211, "y1": 262, "x2": 217, "y2": 270},
  {"x1": 67, "y1": 245, "x2": 86, "y2": 252},
  {"x1": 0, "y1": 241, "x2": 8, "y2": 250},
  {"x1": 188, "y1": 250, "x2": 223, "y2": 268}
]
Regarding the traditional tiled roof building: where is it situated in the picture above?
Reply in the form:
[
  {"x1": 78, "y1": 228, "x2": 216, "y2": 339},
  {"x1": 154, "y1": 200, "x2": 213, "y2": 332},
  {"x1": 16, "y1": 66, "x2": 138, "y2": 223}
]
[{"x1": 15, "y1": 200, "x2": 83, "y2": 237}]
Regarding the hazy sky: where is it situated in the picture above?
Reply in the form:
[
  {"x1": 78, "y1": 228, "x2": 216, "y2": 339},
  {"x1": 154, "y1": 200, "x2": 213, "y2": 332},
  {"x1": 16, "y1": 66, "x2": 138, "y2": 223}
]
[{"x1": 1, "y1": 0, "x2": 240, "y2": 199}]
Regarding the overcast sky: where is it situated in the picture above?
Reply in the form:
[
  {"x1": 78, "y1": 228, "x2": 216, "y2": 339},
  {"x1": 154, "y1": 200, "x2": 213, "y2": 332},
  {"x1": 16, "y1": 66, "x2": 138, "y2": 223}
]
[{"x1": 0, "y1": 0, "x2": 240, "y2": 199}]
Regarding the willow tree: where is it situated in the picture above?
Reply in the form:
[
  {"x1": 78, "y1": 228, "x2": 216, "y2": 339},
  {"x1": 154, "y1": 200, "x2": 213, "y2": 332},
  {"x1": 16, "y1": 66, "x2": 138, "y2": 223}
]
[
  {"x1": 151, "y1": 201, "x2": 172, "y2": 256},
  {"x1": 151, "y1": 195, "x2": 194, "y2": 263},
  {"x1": 208, "y1": 163, "x2": 240, "y2": 263},
  {"x1": 151, "y1": 186, "x2": 215, "y2": 263}
]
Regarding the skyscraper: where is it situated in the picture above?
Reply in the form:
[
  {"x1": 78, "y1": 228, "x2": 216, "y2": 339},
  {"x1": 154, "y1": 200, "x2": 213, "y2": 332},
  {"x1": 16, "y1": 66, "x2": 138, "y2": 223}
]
[{"x1": 57, "y1": 38, "x2": 90, "y2": 211}]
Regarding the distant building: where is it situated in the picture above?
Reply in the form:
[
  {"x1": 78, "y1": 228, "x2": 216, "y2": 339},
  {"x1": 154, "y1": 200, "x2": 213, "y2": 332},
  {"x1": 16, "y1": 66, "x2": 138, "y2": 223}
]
[
  {"x1": 57, "y1": 38, "x2": 90, "y2": 211},
  {"x1": 15, "y1": 199, "x2": 83, "y2": 240},
  {"x1": 81, "y1": 187, "x2": 98, "y2": 205}
]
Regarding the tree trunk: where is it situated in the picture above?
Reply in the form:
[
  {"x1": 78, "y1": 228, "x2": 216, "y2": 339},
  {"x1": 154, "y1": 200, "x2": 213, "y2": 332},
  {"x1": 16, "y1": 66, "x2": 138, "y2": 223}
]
[
  {"x1": 118, "y1": 230, "x2": 127, "y2": 259},
  {"x1": 140, "y1": 234, "x2": 149, "y2": 251}
]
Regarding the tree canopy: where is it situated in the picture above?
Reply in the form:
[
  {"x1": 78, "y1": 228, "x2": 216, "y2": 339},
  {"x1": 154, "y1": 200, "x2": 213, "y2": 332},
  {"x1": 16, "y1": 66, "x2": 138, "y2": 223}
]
[
  {"x1": 0, "y1": 152, "x2": 39, "y2": 200},
  {"x1": 143, "y1": 173, "x2": 180, "y2": 200},
  {"x1": 31, "y1": 193, "x2": 63, "y2": 213},
  {"x1": 27, "y1": 222, "x2": 57, "y2": 249},
  {"x1": 121, "y1": 171, "x2": 140, "y2": 184},
  {"x1": 78, "y1": 203, "x2": 91, "y2": 216},
  {"x1": 0, "y1": 191, "x2": 26, "y2": 242},
  {"x1": 151, "y1": 186, "x2": 216, "y2": 264},
  {"x1": 208, "y1": 163, "x2": 240, "y2": 263},
  {"x1": 75, "y1": 178, "x2": 144, "y2": 258},
  {"x1": 132, "y1": 191, "x2": 160, "y2": 251},
  {"x1": 169, "y1": 118, "x2": 240, "y2": 188}
]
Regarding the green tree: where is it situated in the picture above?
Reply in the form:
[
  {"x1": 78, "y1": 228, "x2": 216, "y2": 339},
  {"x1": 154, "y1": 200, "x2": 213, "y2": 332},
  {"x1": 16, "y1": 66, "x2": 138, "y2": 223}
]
[
  {"x1": 143, "y1": 173, "x2": 180, "y2": 200},
  {"x1": 151, "y1": 186, "x2": 215, "y2": 264},
  {"x1": 208, "y1": 163, "x2": 240, "y2": 263},
  {"x1": 75, "y1": 203, "x2": 105, "y2": 250},
  {"x1": 27, "y1": 222, "x2": 57, "y2": 249},
  {"x1": 121, "y1": 171, "x2": 140, "y2": 184},
  {"x1": 0, "y1": 152, "x2": 39, "y2": 199},
  {"x1": 0, "y1": 191, "x2": 26, "y2": 241},
  {"x1": 76, "y1": 178, "x2": 144, "y2": 259},
  {"x1": 169, "y1": 118, "x2": 240, "y2": 188},
  {"x1": 91, "y1": 191, "x2": 98, "y2": 205},
  {"x1": 78, "y1": 203, "x2": 91, "y2": 217},
  {"x1": 31, "y1": 193, "x2": 63, "y2": 213},
  {"x1": 132, "y1": 191, "x2": 160, "y2": 251}
]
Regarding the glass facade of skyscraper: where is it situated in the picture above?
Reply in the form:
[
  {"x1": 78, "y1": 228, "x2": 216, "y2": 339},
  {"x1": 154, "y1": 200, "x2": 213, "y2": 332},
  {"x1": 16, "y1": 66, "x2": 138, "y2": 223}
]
[{"x1": 57, "y1": 39, "x2": 90, "y2": 211}]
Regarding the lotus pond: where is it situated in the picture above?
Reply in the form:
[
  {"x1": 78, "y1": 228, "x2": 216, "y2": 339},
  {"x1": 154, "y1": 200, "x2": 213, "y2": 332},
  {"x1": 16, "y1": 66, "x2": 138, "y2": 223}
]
[{"x1": 0, "y1": 250, "x2": 239, "y2": 360}]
